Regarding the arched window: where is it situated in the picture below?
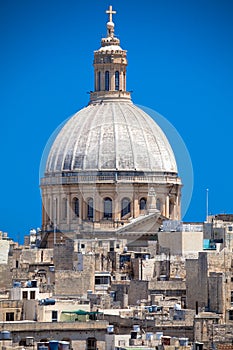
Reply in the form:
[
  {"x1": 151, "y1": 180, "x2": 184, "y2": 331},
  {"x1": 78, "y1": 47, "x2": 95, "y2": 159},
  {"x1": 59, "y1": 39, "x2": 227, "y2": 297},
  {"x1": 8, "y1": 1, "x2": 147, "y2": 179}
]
[
  {"x1": 115, "y1": 71, "x2": 119, "y2": 90},
  {"x1": 104, "y1": 197, "x2": 112, "y2": 219},
  {"x1": 73, "y1": 197, "x2": 79, "y2": 217},
  {"x1": 97, "y1": 71, "x2": 101, "y2": 91},
  {"x1": 105, "y1": 71, "x2": 109, "y2": 91},
  {"x1": 62, "y1": 198, "x2": 67, "y2": 219},
  {"x1": 121, "y1": 198, "x2": 131, "y2": 218},
  {"x1": 87, "y1": 198, "x2": 94, "y2": 219},
  {"x1": 156, "y1": 198, "x2": 161, "y2": 211},
  {"x1": 140, "y1": 198, "x2": 147, "y2": 210}
]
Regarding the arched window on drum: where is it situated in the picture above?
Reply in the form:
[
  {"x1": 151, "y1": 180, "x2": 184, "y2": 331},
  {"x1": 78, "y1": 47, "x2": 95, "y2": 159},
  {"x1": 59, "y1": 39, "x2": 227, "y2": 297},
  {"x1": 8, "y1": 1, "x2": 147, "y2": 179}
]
[
  {"x1": 104, "y1": 197, "x2": 112, "y2": 219},
  {"x1": 87, "y1": 198, "x2": 94, "y2": 220},
  {"x1": 73, "y1": 197, "x2": 79, "y2": 217},
  {"x1": 121, "y1": 198, "x2": 131, "y2": 218},
  {"x1": 139, "y1": 198, "x2": 147, "y2": 212}
]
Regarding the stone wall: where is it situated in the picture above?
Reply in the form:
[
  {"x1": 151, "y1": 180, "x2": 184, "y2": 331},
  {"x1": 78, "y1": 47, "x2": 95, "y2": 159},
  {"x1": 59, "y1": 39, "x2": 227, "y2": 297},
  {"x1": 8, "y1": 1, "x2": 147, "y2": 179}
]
[
  {"x1": 128, "y1": 280, "x2": 148, "y2": 305},
  {"x1": 53, "y1": 241, "x2": 74, "y2": 270},
  {"x1": 55, "y1": 255, "x2": 95, "y2": 296},
  {"x1": 186, "y1": 253, "x2": 208, "y2": 310}
]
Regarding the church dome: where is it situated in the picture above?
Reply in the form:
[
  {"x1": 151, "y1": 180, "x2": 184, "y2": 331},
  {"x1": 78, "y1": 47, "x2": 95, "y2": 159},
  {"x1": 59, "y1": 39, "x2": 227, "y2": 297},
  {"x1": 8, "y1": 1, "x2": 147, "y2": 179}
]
[
  {"x1": 40, "y1": 5, "x2": 182, "y2": 238},
  {"x1": 45, "y1": 100, "x2": 177, "y2": 174}
]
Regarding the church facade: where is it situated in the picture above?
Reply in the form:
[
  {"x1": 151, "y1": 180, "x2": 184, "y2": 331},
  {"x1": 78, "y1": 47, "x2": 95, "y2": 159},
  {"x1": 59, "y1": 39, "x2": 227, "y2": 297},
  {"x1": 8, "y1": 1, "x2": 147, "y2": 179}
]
[{"x1": 40, "y1": 6, "x2": 182, "y2": 241}]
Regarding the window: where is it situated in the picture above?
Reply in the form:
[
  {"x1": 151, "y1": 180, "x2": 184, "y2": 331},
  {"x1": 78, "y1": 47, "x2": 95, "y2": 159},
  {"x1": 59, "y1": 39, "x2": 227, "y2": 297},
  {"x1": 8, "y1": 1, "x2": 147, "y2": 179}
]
[
  {"x1": 139, "y1": 198, "x2": 147, "y2": 210},
  {"x1": 115, "y1": 71, "x2": 119, "y2": 90},
  {"x1": 73, "y1": 197, "x2": 79, "y2": 217},
  {"x1": 121, "y1": 198, "x2": 131, "y2": 218},
  {"x1": 30, "y1": 291, "x2": 35, "y2": 300},
  {"x1": 105, "y1": 71, "x2": 109, "y2": 91},
  {"x1": 88, "y1": 198, "x2": 94, "y2": 219},
  {"x1": 81, "y1": 243, "x2": 85, "y2": 249},
  {"x1": 98, "y1": 71, "x2": 101, "y2": 91},
  {"x1": 104, "y1": 197, "x2": 112, "y2": 219},
  {"x1": 231, "y1": 291, "x2": 233, "y2": 304},
  {"x1": 156, "y1": 198, "x2": 161, "y2": 211},
  {"x1": 52, "y1": 310, "x2": 58, "y2": 322},
  {"x1": 229, "y1": 310, "x2": 233, "y2": 321},
  {"x1": 22, "y1": 291, "x2": 28, "y2": 299},
  {"x1": 95, "y1": 276, "x2": 110, "y2": 285},
  {"x1": 6, "y1": 312, "x2": 14, "y2": 321},
  {"x1": 16, "y1": 260, "x2": 19, "y2": 268},
  {"x1": 87, "y1": 338, "x2": 96, "y2": 350}
]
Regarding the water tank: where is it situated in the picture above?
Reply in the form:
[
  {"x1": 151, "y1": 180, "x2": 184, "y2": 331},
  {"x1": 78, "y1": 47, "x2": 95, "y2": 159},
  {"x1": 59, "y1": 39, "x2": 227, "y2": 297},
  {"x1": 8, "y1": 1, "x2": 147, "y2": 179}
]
[
  {"x1": 151, "y1": 305, "x2": 157, "y2": 312},
  {"x1": 133, "y1": 325, "x2": 140, "y2": 332},
  {"x1": 0, "y1": 331, "x2": 11, "y2": 340},
  {"x1": 39, "y1": 298, "x2": 56, "y2": 306},
  {"x1": 49, "y1": 340, "x2": 59, "y2": 350},
  {"x1": 146, "y1": 333, "x2": 153, "y2": 341},
  {"x1": 59, "y1": 341, "x2": 69, "y2": 350},
  {"x1": 179, "y1": 338, "x2": 189, "y2": 346},
  {"x1": 155, "y1": 332, "x2": 163, "y2": 340},
  {"x1": 107, "y1": 325, "x2": 114, "y2": 334},
  {"x1": 174, "y1": 303, "x2": 181, "y2": 310},
  {"x1": 13, "y1": 282, "x2": 21, "y2": 288},
  {"x1": 38, "y1": 346, "x2": 49, "y2": 350},
  {"x1": 26, "y1": 337, "x2": 34, "y2": 346}
]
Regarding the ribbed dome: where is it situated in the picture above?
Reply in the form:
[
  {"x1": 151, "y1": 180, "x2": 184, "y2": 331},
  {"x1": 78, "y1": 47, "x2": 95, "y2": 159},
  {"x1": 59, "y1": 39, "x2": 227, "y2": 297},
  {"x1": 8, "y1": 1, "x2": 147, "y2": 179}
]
[{"x1": 45, "y1": 100, "x2": 177, "y2": 174}]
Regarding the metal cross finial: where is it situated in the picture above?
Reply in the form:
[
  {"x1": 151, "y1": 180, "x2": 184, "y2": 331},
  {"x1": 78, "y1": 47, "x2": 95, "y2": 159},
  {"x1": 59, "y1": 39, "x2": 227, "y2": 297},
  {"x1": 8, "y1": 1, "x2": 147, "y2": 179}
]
[{"x1": 106, "y1": 5, "x2": 116, "y2": 22}]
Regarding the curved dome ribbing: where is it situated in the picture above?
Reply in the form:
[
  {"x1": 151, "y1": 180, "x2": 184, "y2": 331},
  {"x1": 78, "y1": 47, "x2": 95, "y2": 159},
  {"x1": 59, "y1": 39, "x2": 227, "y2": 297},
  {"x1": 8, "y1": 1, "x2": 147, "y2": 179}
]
[{"x1": 46, "y1": 101, "x2": 177, "y2": 174}]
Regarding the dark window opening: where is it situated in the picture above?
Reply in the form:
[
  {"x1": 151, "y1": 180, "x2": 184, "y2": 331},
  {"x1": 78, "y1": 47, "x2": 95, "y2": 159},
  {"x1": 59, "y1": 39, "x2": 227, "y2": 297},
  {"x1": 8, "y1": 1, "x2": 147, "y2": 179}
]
[
  {"x1": 121, "y1": 198, "x2": 131, "y2": 218},
  {"x1": 6, "y1": 312, "x2": 14, "y2": 321},
  {"x1": 104, "y1": 197, "x2": 112, "y2": 219},
  {"x1": 87, "y1": 338, "x2": 97, "y2": 350},
  {"x1": 140, "y1": 198, "x2": 147, "y2": 210},
  {"x1": 105, "y1": 71, "x2": 110, "y2": 91},
  {"x1": 22, "y1": 291, "x2": 28, "y2": 299},
  {"x1": 88, "y1": 198, "x2": 94, "y2": 219},
  {"x1": 156, "y1": 198, "x2": 161, "y2": 211},
  {"x1": 30, "y1": 291, "x2": 35, "y2": 300},
  {"x1": 73, "y1": 198, "x2": 79, "y2": 217},
  {"x1": 52, "y1": 310, "x2": 58, "y2": 322},
  {"x1": 115, "y1": 71, "x2": 119, "y2": 90},
  {"x1": 98, "y1": 71, "x2": 101, "y2": 91},
  {"x1": 95, "y1": 276, "x2": 110, "y2": 285}
]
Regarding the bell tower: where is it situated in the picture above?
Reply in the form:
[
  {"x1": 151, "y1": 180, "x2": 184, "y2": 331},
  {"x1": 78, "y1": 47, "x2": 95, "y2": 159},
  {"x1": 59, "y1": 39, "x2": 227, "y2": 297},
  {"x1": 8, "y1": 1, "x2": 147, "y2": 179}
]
[{"x1": 90, "y1": 5, "x2": 131, "y2": 103}]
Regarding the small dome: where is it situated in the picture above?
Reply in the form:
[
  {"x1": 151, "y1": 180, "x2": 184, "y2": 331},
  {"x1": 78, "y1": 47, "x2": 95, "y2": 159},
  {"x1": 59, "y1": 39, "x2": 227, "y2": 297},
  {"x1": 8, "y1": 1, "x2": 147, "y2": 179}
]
[{"x1": 45, "y1": 100, "x2": 177, "y2": 174}]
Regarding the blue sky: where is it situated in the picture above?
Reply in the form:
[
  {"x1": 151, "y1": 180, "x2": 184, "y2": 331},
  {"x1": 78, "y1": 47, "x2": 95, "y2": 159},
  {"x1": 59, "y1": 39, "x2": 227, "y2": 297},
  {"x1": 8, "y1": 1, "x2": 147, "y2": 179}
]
[{"x1": 1, "y1": 0, "x2": 233, "y2": 241}]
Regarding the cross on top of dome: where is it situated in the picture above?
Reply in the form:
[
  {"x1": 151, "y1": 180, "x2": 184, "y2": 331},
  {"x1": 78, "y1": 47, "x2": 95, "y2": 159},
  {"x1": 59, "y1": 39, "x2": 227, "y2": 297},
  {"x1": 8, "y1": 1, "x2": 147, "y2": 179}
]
[
  {"x1": 106, "y1": 5, "x2": 116, "y2": 22},
  {"x1": 106, "y1": 5, "x2": 116, "y2": 38}
]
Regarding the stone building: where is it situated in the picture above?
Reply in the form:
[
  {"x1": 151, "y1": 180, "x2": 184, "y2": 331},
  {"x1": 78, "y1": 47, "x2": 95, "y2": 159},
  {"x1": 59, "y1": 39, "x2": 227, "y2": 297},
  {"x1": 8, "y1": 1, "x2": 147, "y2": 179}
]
[
  {"x1": 186, "y1": 249, "x2": 233, "y2": 323},
  {"x1": 40, "y1": 5, "x2": 182, "y2": 245}
]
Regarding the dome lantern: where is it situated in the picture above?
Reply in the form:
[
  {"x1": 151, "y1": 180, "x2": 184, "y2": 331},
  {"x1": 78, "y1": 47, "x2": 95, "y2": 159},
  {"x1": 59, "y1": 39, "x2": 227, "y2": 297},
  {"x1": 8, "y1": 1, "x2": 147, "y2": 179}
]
[{"x1": 90, "y1": 5, "x2": 131, "y2": 103}]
